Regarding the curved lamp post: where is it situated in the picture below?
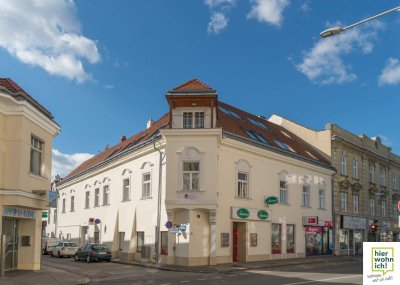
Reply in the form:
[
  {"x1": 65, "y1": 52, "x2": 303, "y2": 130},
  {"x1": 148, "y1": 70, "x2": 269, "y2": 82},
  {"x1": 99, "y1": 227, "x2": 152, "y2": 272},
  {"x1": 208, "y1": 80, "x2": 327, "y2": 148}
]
[{"x1": 320, "y1": 5, "x2": 400, "y2": 38}]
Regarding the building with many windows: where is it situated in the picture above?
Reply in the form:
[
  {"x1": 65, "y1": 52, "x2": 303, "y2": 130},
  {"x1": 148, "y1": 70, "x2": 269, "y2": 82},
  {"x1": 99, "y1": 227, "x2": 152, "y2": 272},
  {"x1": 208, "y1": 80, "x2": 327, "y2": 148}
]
[
  {"x1": 0, "y1": 78, "x2": 60, "y2": 271},
  {"x1": 269, "y1": 115, "x2": 400, "y2": 255},
  {"x1": 55, "y1": 79, "x2": 334, "y2": 266}
]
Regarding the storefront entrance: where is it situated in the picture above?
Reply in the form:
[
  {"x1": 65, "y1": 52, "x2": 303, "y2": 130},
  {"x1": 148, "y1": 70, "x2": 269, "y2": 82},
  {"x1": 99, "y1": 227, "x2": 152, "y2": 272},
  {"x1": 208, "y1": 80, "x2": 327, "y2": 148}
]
[
  {"x1": 1, "y1": 217, "x2": 19, "y2": 270},
  {"x1": 339, "y1": 229, "x2": 363, "y2": 255},
  {"x1": 305, "y1": 226, "x2": 332, "y2": 256},
  {"x1": 232, "y1": 222, "x2": 246, "y2": 262}
]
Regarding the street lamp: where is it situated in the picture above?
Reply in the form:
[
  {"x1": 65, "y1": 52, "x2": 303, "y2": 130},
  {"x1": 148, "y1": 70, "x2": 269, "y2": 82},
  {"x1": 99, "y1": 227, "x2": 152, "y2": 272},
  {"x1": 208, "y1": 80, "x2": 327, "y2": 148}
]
[{"x1": 320, "y1": 5, "x2": 400, "y2": 38}]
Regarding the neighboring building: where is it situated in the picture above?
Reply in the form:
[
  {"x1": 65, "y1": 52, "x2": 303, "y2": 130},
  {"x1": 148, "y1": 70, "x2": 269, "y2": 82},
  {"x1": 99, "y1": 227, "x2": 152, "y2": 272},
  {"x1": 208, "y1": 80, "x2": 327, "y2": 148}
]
[
  {"x1": 56, "y1": 79, "x2": 334, "y2": 266},
  {"x1": 42, "y1": 175, "x2": 62, "y2": 238},
  {"x1": 0, "y1": 78, "x2": 60, "y2": 270},
  {"x1": 269, "y1": 115, "x2": 400, "y2": 256}
]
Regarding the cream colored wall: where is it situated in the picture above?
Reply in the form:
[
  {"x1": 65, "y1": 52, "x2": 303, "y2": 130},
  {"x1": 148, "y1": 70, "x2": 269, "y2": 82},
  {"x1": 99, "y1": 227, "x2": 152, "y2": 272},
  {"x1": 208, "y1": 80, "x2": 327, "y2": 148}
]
[
  {"x1": 18, "y1": 214, "x2": 41, "y2": 270},
  {"x1": 171, "y1": 107, "x2": 213, "y2": 129}
]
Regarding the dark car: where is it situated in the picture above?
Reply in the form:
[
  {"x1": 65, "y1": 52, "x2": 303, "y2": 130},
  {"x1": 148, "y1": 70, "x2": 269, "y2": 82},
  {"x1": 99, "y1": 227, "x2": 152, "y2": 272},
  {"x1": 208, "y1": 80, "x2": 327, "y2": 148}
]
[{"x1": 74, "y1": 243, "x2": 111, "y2": 263}]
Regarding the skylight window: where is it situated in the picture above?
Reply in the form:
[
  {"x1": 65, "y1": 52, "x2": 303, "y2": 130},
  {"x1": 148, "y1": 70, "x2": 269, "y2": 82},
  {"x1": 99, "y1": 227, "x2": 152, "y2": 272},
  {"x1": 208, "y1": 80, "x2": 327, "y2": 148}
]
[
  {"x1": 280, "y1": 130, "x2": 291, "y2": 138},
  {"x1": 244, "y1": 129, "x2": 270, "y2": 145},
  {"x1": 218, "y1": 106, "x2": 241, "y2": 119},
  {"x1": 306, "y1": 151, "x2": 318, "y2": 160},
  {"x1": 248, "y1": 118, "x2": 268, "y2": 130},
  {"x1": 275, "y1": 140, "x2": 290, "y2": 150}
]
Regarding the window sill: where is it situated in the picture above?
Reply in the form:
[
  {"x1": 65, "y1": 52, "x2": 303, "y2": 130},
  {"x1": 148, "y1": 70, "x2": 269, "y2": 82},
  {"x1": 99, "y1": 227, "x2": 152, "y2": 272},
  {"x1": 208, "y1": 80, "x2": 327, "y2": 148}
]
[
  {"x1": 141, "y1": 196, "x2": 153, "y2": 200},
  {"x1": 234, "y1": 196, "x2": 251, "y2": 200},
  {"x1": 70, "y1": 210, "x2": 75, "y2": 213},
  {"x1": 84, "y1": 207, "x2": 90, "y2": 210},
  {"x1": 278, "y1": 202, "x2": 290, "y2": 206},
  {"x1": 301, "y1": 206, "x2": 311, "y2": 208},
  {"x1": 178, "y1": 189, "x2": 204, "y2": 192},
  {"x1": 61, "y1": 211, "x2": 66, "y2": 214},
  {"x1": 318, "y1": 208, "x2": 327, "y2": 210},
  {"x1": 102, "y1": 203, "x2": 110, "y2": 206},
  {"x1": 28, "y1": 172, "x2": 48, "y2": 182},
  {"x1": 340, "y1": 174, "x2": 348, "y2": 178},
  {"x1": 121, "y1": 199, "x2": 131, "y2": 202}
]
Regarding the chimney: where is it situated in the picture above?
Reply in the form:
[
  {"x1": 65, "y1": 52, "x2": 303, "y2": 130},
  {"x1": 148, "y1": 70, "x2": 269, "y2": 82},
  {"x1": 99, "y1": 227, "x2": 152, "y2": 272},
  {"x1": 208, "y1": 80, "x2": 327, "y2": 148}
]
[
  {"x1": 121, "y1": 136, "x2": 127, "y2": 142},
  {"x1": 147, "y1": 118, "x2": 154, "y2": 129},
  {"x1": 258, "y1": 115, "x2": 266, "y2": 120}
]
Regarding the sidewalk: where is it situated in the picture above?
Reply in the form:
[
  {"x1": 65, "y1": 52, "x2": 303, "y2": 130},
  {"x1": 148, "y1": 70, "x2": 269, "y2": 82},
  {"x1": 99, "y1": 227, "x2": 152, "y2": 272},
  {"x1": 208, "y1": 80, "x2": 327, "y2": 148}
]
[
  {"x1": 0, "y1": 265, "x2": 89, "y2": 285},
  {"x1": 112, "y1": 254, "x2": 362, "y2": 273}
]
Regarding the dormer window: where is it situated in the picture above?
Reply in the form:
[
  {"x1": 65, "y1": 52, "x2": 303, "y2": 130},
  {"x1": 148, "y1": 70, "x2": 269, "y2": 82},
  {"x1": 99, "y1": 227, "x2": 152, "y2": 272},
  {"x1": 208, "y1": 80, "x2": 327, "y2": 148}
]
[{"x1": 183, "y1": 112, "x2": 204, "y2": 128}]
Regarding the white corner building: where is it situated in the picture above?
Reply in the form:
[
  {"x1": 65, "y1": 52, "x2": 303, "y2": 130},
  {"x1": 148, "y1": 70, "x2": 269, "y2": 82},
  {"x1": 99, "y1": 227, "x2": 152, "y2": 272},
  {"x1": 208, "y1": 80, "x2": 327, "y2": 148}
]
[{"x1": 55, "y1": 79, "x2": 335, "y2": 266}]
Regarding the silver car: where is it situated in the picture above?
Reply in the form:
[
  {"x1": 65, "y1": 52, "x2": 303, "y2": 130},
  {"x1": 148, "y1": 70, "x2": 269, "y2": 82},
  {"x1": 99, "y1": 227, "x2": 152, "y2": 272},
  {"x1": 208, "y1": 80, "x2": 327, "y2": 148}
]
[{"x1": 51, "y1": 242, "x2": 80, "y2": 258}]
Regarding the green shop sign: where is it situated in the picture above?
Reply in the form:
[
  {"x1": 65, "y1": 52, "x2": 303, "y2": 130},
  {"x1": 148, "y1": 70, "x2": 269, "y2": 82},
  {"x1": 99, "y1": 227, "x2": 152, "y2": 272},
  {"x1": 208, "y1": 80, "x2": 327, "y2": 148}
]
[
  {"x1": 237, "y1": 208, "x2": 250, "y2": 219},
  {"x1": 257, "y1": 210, "x2": 269, "y2": 220},
  {"x1": 265, "y1": 196, "x2": 278, "y2": 205}
]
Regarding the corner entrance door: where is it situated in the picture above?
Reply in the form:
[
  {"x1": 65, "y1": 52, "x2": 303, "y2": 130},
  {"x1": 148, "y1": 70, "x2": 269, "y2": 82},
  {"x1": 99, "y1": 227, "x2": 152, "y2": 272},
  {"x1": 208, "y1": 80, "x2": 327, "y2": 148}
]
[
  {"x1": 1, "y1": 218, "x2": 19, "y2": 270},
  {"x1": 232, "y1": 222, "x2": 238, "y2": 262}
]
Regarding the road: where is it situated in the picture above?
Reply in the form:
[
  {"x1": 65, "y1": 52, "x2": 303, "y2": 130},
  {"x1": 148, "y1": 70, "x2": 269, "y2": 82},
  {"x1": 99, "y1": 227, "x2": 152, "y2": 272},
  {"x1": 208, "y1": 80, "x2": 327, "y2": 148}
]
[{"x1": 41, "y1": 255, "x2": 362, "y2": 285}]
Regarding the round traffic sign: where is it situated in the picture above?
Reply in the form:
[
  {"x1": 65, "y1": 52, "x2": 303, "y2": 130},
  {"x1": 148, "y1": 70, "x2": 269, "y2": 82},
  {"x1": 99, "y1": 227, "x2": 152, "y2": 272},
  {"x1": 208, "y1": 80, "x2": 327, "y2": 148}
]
[
  {"x1": 165, "y1": 221, "x2": 173, "y2": 229},
  {"x1": 95, "y1": 218, "x2": 101, "y2": 224}
]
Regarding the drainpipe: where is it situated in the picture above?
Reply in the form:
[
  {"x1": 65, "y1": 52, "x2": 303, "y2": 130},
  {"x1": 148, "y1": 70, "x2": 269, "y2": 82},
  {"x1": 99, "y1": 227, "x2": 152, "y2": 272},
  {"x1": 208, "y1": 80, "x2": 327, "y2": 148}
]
[
  {"x1": 331, "y1": 173, "x2": 336, "y2": 256},
  {"x1": 153, "y1": 137, "x2": 165, "y2": 263}
]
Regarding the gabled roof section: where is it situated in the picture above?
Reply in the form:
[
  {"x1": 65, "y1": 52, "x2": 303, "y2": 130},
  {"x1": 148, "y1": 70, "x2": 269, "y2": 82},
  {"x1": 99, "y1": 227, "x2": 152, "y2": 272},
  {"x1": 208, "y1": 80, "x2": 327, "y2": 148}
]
[
  {"x1": 169, "y1": 78, "x2": 216, "y2": 94},
  {"x1": 62, "y1": 113, "x2": 170, "y2": 182},
  {"x1": 0, "y1": 78, "x2": 54, "y2": 120}
]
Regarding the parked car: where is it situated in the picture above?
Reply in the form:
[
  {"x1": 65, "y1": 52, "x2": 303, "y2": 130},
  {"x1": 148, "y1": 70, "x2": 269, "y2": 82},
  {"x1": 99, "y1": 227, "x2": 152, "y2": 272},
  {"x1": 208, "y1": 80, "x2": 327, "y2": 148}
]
[
  {"x1": 41, "y1": 237, "x2": 59, "y2": 255},
  {"x1": 74, "y1": 243, "x2": 111, "y2": 263},
  {"x1": 51, "y1": 242, "x2": 80, "y2": 258}
]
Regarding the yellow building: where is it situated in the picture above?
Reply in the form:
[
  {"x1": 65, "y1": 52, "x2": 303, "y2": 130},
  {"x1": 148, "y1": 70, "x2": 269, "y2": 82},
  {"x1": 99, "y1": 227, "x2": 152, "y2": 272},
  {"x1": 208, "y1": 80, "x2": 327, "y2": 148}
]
[{"x1": 0, "y1": 78, "x2": 60, "y2": 271}]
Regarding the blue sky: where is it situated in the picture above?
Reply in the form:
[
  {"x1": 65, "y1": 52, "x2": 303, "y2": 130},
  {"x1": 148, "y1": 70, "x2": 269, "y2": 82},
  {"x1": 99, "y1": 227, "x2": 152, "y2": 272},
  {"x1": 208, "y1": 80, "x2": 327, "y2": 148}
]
[{"x1": 1, "y1": 0, "x2": 400, "y2": 177}]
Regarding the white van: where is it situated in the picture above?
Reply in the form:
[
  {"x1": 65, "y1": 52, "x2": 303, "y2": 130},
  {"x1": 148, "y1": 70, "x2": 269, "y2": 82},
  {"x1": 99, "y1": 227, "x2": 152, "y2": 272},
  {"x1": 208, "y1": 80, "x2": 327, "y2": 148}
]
[{"x1": 41, "y1": 237, "x2": 59, "y2": 255}]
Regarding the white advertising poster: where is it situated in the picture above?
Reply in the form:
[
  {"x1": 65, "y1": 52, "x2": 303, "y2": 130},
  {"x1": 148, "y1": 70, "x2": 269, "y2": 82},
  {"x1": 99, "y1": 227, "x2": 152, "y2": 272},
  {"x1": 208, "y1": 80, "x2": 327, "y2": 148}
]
[{"x1": 363, "y1": 242, "x2": 400, "y2": 285}]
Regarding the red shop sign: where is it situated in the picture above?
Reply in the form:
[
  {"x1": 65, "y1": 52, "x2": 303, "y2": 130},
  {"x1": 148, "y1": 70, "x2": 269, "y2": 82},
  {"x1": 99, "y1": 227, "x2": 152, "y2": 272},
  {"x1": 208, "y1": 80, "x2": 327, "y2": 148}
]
[
  {"x1": 325, "y1": 221, "x2": 334, "y2": 228},
  {"x1": 305, "y1": 226, "x2": 322, "y2": 233}
]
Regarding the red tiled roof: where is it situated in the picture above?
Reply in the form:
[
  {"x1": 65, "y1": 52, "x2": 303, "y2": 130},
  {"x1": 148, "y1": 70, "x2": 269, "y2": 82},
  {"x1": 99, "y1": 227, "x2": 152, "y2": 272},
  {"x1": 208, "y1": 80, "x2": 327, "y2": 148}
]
[{"x1": 172, "y1": 78, "x2": 215, "y2": 92}]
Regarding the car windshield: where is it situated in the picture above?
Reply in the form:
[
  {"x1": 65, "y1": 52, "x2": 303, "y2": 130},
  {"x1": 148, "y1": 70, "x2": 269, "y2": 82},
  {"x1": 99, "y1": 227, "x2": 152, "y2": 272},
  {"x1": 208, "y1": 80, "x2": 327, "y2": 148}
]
[
  {"x1": 93, "y1": 245, "x2": 109, "y2": 251},
  {"x1": 64, "y1": 243, "x2": 78, "y2": 247}
]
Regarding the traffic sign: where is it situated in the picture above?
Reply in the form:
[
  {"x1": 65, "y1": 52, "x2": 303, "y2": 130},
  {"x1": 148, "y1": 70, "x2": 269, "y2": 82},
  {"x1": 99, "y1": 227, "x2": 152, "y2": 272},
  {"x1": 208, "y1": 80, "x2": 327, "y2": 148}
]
[
  {"x1": 95, "y1": 218, "x2": 101, "y2": 224},
  {"x1": 170, "y1": 229, "x2": 179, "y2": 234},
  {"x1": 165, "y1": 221, "x2": 173, "y2": 229}
]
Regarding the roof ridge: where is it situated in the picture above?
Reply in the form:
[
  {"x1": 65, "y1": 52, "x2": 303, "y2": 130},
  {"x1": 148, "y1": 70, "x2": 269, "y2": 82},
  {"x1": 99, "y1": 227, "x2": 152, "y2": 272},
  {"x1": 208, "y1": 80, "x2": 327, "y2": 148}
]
[{"x1": 172, "y1": 78, "x2": 214, "y2": 91}]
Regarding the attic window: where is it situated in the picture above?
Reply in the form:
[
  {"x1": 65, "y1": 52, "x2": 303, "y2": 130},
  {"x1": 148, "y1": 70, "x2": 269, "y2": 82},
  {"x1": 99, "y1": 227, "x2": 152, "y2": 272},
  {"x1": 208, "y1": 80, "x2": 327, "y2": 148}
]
[
  {"x1": 248, "y1": 118, "x2": 268, "y2": 130},
  {"x1": 218, "y1": 106, "x2": 241, "y2": 119},
  {"x1": 305, "y1": 151, "x2": 318, "y2": 160},
  {"x1": 280, "y1": 130, "x2": 291, "y2": 138},
  {"x1": 244, "y1": 129, "x2": 270, "y2": 144},
  {"x1": 274, "y1": 140, "x2": 295, "y2": 152}
]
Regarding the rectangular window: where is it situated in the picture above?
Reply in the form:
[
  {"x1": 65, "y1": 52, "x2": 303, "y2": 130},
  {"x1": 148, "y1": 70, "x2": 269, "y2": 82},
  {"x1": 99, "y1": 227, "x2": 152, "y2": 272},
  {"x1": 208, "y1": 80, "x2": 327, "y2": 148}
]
[
  {"x1": 381, "y1": 168, "x2": 386, "y2": 186},
  {"x1": 54, "y1": 208, "x2": 57, "y2": 224},
  {"x1": 194, "y1": 112, "x2": 205, "y2": 128},
  {"x1": 381, "y1": 200, "x2": 386, "y2": 217},
  {"x1": 85, "y1": 191, "x2": 90, "y2": 209},
  {"x1": 183, "y1": 162, "x2": 200, "y2": 190},
  {"x1": 353, "y1": 194, "x2": 359, "y2": 214},
  {"x1": 319, "y1": 189, "x2": 325, "y2": 209},
  {"x1": 119, "y1": 232, "x2": 125, "y2": 251},
  {"x1": 393, "y1": 201, "x2": 398, "y2": 218},
  {"x1": 370, "y1": 198, "x2": 375, "y2": 216},
  {"x1": 183, "y1": 112, "x2": 193, "y2": 128},
  {"x1": 369, "y1": 164, "x2": 375, "y2": 183},
  {"x1": 237, "y1": 171, "x2": 249, "y2": 198},
  {"x1": 286, "y1": 225, "x2": 295, "y2": 254},
  {"x1": 94, "y1": 188, "x2": 100, "y2": 207},
  {"x1": 302, "y1": 186, "x2": 310, "y2": 207},
  {"x1": 70, "y1": 196, "x2": 75, "y2": 212},
  {"x1": 340, "y1": 192, "x2": 347, "y2": 212},
  {"x1": 142, "y1": 173, "x2": 151, "y2": 198},
  {"x1": 393, "y1": 175, "x2": 398, "y2": 191},
  {"x1": 30, "y1": 136, "x2": 43, "y2": 176},
  {"x1": 137, "y1": 232, "x2": 144, "y2": 252},
  {"x1": 341, "y1": 154, "x2": 347, "y2": 175},
  {"x1": 103, "y1": 185, "x2": 110, "y2": 205},
  {"x1": 160, "y1": 231, "x2": 168, "y2": 255},
  {"x1": 122, "y1": 178, "x2": 130, "y2": 201},
  {"x1": 271, "y1": 224, "x2": 281, "y2": 254},
  {"x1": 279, "y1": 181, "x2": 288, "y2": 204},
  {"x1": 62, "y1": 198, "x2": 66, "y2": 213},
  {"x1": 352, "y1": 159, "x2": 358, "y2": 179}
]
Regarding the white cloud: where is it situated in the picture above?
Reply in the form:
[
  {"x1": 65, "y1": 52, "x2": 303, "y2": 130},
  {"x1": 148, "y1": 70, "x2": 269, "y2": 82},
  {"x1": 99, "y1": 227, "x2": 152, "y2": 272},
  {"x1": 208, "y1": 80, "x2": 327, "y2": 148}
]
[
  {"x1": 379, "y1": 58, "x2": 400, "y2": 86},
  {"x1": 208, "y1": 12, "x2": 229, "y2": 34},
  {"x1": 105, "y1": 84, "x2": 115, "y2": 90},
  {"x1": 371, "y1": 135, "x2": 392, "y2": 147},
  {"x1": 205, "y1": 0, "x2": 236, "y2": 8},
  {"x1": 247, "y1": 0, "x2": 289, "y2": 26},
  {"x1": 0, "y1": 0, "x2": 100, "y2": 83},
  {"x1": 300, "y1": 1, "x2": 310, "y2": 13},
  {"x1": 52, "y1": 149, "x2": 94, "y2": 179},
  {"x1": 296, "y1": 23, "x2": 381, "y2": 85}
]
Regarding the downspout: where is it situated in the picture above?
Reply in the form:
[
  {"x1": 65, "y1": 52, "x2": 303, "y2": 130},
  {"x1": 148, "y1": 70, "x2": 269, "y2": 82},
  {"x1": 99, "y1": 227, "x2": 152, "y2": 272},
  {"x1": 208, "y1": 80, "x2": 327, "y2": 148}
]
[
  {"x1": 331, "y1": 173, "x2": 336, "y2": 256},
  {"x1": 153, "y1": 137, "x2": 165, "y2": 263}
]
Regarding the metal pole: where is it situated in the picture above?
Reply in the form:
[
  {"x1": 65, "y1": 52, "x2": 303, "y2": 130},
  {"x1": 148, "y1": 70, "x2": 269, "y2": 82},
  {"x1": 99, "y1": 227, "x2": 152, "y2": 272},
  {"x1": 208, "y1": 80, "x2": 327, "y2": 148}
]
[
  {"x1": 1, "y1": 235, "x2": 6, "y2": 277},
  {"x1": 344, "y1": 6, "x2": 400, "y2": 31}
]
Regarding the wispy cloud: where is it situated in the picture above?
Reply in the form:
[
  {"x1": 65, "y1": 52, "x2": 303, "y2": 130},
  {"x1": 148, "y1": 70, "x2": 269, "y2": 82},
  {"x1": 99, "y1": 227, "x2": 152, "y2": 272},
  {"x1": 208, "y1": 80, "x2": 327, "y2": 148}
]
[
  {"x1": 371, "y1": 135, "x2": 392, "y2": 147},
  {"x1": 299, "y1": 1, "x2": 310, "y2": 13},
  {"x1": 247, "y1": 0, "x2": 289, "y2": 27},
  {"x1": 208, "y1": 12, "x2": 229, "y2": 34},
  {"x1": 296, "y1": 23, "x2": 382, "y2": 85},
  {"x1": 0, "y1": 0, "x2": 100, "y2": 83},
  {"x1": 52, "y1": 149, "x2": 94, "y2": 179},
  {"x1": 105, "y1": 84, "x2": 115, "y2": 90},
  {"x1": 379, "y1": 58, "x2": 400, "y2": 86},
  {"x1": 204, "y1": 0, "x2": 236, "y2": 34}
]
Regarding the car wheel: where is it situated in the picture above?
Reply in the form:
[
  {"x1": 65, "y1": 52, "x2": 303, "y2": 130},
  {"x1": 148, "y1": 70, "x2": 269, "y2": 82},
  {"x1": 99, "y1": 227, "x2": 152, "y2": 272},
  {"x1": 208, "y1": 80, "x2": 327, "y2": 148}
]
[
  {"x1": 86, "y1": 256, "x2": 91, "y2": 263},
  {"x1": 74, "y1": 255, "x2": 79, "y2": 262},
  {"x1": 106, "y1": 259, "x2": 111, "y2": 262}
]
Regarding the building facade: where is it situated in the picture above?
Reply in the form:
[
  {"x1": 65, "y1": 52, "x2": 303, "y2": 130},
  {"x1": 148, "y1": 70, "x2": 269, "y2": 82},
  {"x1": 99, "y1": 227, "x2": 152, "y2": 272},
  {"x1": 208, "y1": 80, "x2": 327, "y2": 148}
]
[
  {"x1": 269, "y1": 115, "x2": 400, "y2": 256},
  {"x1": 55, "y1": 79, "x2": 334, "y2": 266},
  {"x1": 0, "y1": 78, "x2": 60, "y2": 271}
]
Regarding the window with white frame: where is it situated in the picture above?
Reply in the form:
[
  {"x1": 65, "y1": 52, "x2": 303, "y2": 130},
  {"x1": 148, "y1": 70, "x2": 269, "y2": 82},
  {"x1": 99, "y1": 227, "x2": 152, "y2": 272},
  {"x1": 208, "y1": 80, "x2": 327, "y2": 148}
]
[
  {"x1": 352, "y1": 159, "x2": 358, "y2": 179},
  {"x1": 381, "y1": 199, "x2": 386, "y2": 217},
  {"x1": 393, "y1": 201, "x2": 398, "y2": 218},
  {"x1": 62, "y1": 198, "x2": 66, "y2": 213},
  {"x1": 380, "y1": 168, "x2": 386, "y2": 186},
  {"x1": 302, "y1": 186, "x2": 310, "y2": 207},
  {"x1": 279, "y1": 181, "x2": 288, "y2": 204},
  {"x1": 142, "y1": 173, "x2": 151, "y2": 198},
  {"x1": 392, "y1": 175, "x2": 397, "y2": 191},
  {"x1": 183, "y1": 112, "x2": 204, "y2": 128},
  {"x1": 70, "y1": 196, "x2": 75, "y2": 212},
  {"x1": 370, "y1": 198, "x2": 375, "y2": 216},
  {"x1": 237, "y1": 171, "x2": 249, "y2": 198},
  {"x1": 103, "y1": 185, "x2": 110, "y2": 205},
  {"x1": 319, "y1": 189, "x2": 325, "y2": 209},
  {"x1": 122, "y1": 178, "x2": 130, "y2": 201},
  {"x1": 30, "y1": 136, "x2": 43, "y2": 176},
  {"x1": 340, "y1": 154, "x2": 347, "y2": 175},
  {"x1": 85, "y1": 191, "x2": 90, "y2": 209},
  {"x1": 183, "y1": 162, "x2": 200, "y2": 190},
  {"x1": 340, "y1": 192, "x2": 347, "y2": 212},
  {"x1": 94, "y1": 188, "x2": 100, "y2": 207},
  {"x1": 353, "y1": 194, "x2": 359, "y2": 214},
  {"x1": 194, "y1": 112, "x2": 205, "y2": 128},
  {"x1": 369, "y1": 164, "x2": 375, "y2": 183}
]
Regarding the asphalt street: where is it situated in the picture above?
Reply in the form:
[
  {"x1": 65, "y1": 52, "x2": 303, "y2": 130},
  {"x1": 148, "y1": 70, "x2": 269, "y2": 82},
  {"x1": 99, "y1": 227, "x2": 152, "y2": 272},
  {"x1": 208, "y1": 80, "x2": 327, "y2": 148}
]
[{"x1": 41, "y1": 255, "x2": 362, "y2": 285}]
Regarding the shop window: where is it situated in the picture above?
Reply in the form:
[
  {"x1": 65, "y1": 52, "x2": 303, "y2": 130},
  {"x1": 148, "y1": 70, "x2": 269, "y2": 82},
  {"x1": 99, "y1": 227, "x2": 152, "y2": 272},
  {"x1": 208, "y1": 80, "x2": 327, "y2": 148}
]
[
  {"x1": 94, "y1": 188, "x2": 100, "y2": 207},
  {"x1": 122, "y1": 178, "x2": 130, "y2": 201},
  {"x1": 48, "y1": 209, "x2": 51, "y2": 224},
  {"x1": 103, "y1": 185, "x2": 110, "y2": 205},
  {"x1": 30, "y1": 135, "x2": 43, "y2": 176},
  {"x1": 183, "y1": 162, "x2": 200, "y2": 190},
  {"x1": 160, "y1": 231, "x2": 168, "y2": 255},
  {"x1": 137, "y1": 232, "x2": 144, "y2": 252},
  {"x1": 237, "y1": 171, "x2": 249, "y2": 198},
  {"x1": 119, "y1": 232, "x2": 125, "y2": 251},
  {"x1": 279, "y1": 181, "x2": 288, "y2": 204},
  {"x1": 142, "y1": 173, "x2": 151, "y2": 198},
  {"x1": 286, "y1": 225, "x2": 295, "y2": 253},
  {"x1": 271, "y1": 224, "x2": 281, "y2": 254}
]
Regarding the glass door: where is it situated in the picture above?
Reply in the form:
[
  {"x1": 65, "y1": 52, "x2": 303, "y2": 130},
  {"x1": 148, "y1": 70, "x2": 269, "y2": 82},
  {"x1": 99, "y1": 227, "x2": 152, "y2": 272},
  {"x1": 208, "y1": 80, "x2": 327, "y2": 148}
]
[
  {"x1": 354, "y1": 230, "x2": 363, "y2": 255},
  {"x1": 1, "y1": 218, "x2": 19, "y2": 270}
]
